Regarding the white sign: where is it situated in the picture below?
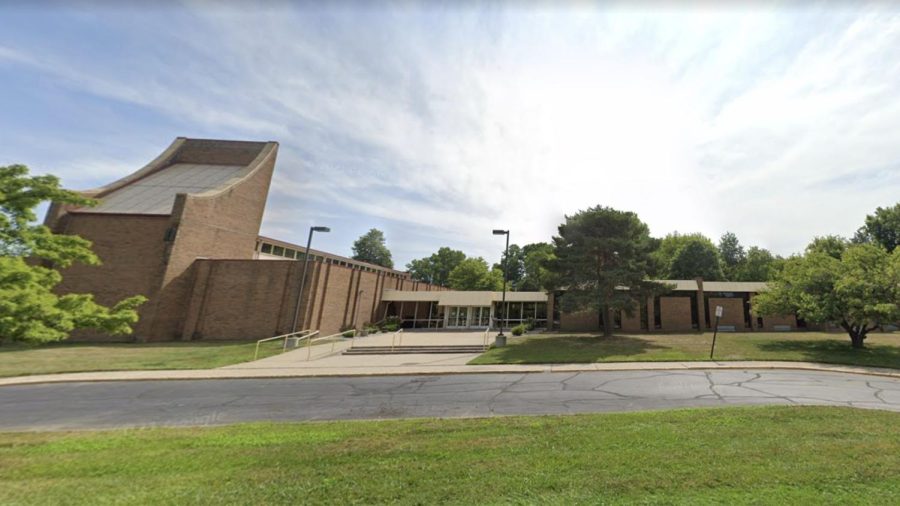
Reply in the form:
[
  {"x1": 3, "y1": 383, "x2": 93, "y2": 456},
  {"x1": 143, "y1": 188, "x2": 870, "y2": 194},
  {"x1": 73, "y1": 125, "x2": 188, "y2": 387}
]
[{"x1": 715, "y1": 306, "x2": 724, "y2": 318}]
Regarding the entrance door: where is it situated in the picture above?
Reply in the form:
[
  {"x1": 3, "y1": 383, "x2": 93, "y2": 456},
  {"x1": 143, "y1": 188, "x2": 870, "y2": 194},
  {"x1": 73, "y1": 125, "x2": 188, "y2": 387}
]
[
  {"x1": 472, "y1": 306, "x2": 491, "y2": 328},
  {"x1": 447, "y1": 306, "x2": 469, "y2": 328}
]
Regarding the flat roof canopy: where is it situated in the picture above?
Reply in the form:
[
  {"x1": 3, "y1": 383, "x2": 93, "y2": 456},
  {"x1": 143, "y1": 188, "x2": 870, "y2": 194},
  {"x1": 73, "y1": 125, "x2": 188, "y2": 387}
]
[{"x1": 382, "y1": 290, "x2": 548, "y2": 307}]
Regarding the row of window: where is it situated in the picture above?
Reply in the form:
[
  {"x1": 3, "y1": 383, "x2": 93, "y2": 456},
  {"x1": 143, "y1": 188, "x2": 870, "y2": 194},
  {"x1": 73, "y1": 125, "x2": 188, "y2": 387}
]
[
  {"x1": 257, "y1": 241, "x2": 406, "y2": 277},
  {"x1": 393, "y1": 302, "x2": 549, "y2": 329}
]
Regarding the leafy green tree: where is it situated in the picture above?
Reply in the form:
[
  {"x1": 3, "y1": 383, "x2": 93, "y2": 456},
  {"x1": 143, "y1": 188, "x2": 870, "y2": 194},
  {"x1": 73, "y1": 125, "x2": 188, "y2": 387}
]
[
  {"x1": 351, "y1": 228, "x2": 393, "y2": 268},
  {"x1": 405, "y1": 247, "x2": 466, "y2": 286},
  {"x1": 718, "y1": 232, "x2": 745, "y2": 280},
  {"x1": 754, "y1": 244, "x2": 900, "y2": 349},
  {"x1": 520, "y1": 242, "x2": 555, "y2": 291},
  {"x1": 548, "y1": 206, "x2": 662, "y2": 336},
  {"x1": 0, "y1": 164, "x2": 146, "y2": 344},
  {"x1": 806, "y1": 235, "x2": 848, "y2": 259},
  {"x1": 853, "y1": 202, "x2": 900, "y2": 252},
  {"x1": 652, "y1": 232, "x2": 723, "y2": 280},
  {"x1": 733, "y1": 246, "x2": 780, "y2": 281},
  {"x1": 493, "y1": 244, "x2": 525, "y2": 290},
  {"x1": 448, "y1": 257, "x2": 503, "y2": 291},
  {"x1": 670, "y1": 240, "x2": 724, "y2": 280}
]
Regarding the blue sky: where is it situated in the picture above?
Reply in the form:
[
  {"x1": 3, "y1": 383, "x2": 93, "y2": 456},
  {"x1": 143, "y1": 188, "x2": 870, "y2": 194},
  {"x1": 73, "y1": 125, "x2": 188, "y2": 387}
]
[{"x1": 2, "y1": 2, "x2": 899, "y2": 267}]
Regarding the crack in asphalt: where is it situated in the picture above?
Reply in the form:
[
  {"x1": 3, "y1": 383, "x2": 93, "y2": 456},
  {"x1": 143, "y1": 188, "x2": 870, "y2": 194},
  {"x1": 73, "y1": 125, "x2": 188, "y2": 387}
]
[{"x1": 2, "y1": 369, "x2": 899, "y2": 431}]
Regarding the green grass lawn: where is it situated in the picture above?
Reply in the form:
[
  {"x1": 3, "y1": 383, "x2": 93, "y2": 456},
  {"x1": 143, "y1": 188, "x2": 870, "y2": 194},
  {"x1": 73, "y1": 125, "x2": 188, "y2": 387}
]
[
  {"x1": 0, "y1": 340, "x2": 288, "y2": 378},
  {"x1": 471, "y1": 331, "x2": 900, "y2": 368},
  {"x1": 0, "y1": 406, "x2": 898, "y2": 504}
]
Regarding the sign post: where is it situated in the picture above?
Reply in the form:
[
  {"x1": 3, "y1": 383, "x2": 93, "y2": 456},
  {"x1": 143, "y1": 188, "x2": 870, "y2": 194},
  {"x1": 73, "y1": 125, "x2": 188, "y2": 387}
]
[{"x1": 709, "y1": 305, "x2": 723, "y2": 359}]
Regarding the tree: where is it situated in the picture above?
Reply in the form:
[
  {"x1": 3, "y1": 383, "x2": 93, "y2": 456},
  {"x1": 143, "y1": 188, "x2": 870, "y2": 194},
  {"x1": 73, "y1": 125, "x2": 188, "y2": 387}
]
[
  {"x1": 806, "y1": 235, "x2": 847, "y2": 259},
  {"x1": 853, "y1": 203, "x2": 900, "y2": 252},
  {"x1": 493, "y1": 244, "x2": 525, "y2": 290},
  {"x1": 652, "y1": 232, "x2": 723, "y2": 280},
  {"x1": 351, "y1": 228, "x2": 393, "y2": 268},
  {"x1": 405, "y1": 247, "x2": 466, "y2": 286},
  {"x1": 718, "y1": 232, "x2": 745, "y2": 280},
  {"x1": 754, "y1": 244, "x2": 900, "y2": 349},
  {"x1": 447, "y1": 257, "x2": 503, "y2": 291},
  {"x1": 0, "y1": 164, "x2": 146, "y2": 344},
  {"x1": 520, "y1": 242, "x2": 555, "y2": 291},
  {"x1": 732, "y1": 246, "x2": 779, "y2": 281},
  {"x1": 548, "y1": 206, "x2": 662, "y2": 336},
  {"x1": 669, "y1": 239, "x2": 724, "y2": 280}
]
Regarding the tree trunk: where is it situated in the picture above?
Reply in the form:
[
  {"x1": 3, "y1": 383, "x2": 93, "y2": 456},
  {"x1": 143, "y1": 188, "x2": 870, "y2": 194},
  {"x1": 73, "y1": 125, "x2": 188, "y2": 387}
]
[
  {"x1": 840, "y1": 320, "x2": 866, "y2": 349},
  {"x1": 602, "y1": 303, "x2": 612, "y2": 337}
]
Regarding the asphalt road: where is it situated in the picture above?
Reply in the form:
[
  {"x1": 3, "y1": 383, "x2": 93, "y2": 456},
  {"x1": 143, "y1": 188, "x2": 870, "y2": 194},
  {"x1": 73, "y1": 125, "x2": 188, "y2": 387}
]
[{"x1": 1, "y1": 369, "x2": 899, "y2": 431}]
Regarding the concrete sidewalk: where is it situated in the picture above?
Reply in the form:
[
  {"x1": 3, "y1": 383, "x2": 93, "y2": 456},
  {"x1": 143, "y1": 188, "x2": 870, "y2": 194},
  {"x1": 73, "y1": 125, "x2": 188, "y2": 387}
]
[{"x1": 1, "y1": 359, "x2": 899, "y2": 387}]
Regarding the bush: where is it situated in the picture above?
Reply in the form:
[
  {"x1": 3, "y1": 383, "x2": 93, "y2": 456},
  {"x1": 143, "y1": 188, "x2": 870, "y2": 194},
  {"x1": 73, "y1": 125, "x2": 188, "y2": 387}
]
[
  {"x1": 383, "y1": 323, "x2": 400, "y2": 332},
  {"x1": 525, "y1": 318, "x2": 535, "y2": 331},
  {"x1": 341, "y1": 330, "x2": 355, "y2": 338},
  {"x1": 511, "y1": 324, "x2": 526, "y2": 336}
]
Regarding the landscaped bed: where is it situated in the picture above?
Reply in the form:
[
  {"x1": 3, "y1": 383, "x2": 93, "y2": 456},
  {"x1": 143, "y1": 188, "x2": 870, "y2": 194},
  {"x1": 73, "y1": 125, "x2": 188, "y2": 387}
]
[
  {"x1": 470, "y1": 331, "x2": 900, "y2": 369},
  {"x1": 1, "y1": 406, "x2": 898, "y2": 504},
  {"x1": 0, "y1": 340, "x2": 287, "y2": 378}
]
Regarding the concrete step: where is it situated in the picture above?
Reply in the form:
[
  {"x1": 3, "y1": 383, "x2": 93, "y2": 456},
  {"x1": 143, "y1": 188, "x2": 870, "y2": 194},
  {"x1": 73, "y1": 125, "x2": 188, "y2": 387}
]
[{"x1": 343, "y1": 345, "x2": 486, "y2": 355}]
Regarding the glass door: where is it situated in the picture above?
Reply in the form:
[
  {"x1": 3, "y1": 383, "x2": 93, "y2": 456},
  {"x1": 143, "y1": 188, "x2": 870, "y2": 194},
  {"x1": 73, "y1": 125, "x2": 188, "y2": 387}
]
[
  {"x1": 448, "y1": 306, "x2": 469, "y2": 328},
  {"x1": 473, "y1": 306, "x2": 490, "y2": 327}
]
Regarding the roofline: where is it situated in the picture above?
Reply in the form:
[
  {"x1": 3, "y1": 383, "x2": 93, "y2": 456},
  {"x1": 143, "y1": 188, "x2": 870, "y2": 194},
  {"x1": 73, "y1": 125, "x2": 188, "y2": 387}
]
[
  {"x1": 72, "y1": 137, "x2": 278, "y2": 200},
  {"x1": 256, "y1": 235, "x2": 411, "y2": 276}
]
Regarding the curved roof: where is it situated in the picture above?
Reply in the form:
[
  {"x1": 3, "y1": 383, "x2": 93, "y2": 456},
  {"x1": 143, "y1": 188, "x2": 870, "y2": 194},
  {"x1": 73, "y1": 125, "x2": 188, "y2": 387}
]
[
  {"x1": 84, "y1": 163, "x2": 251, "y2": 214},
  {"x1": 69, "y1": 137, "x2": 276, "y2": 216}
]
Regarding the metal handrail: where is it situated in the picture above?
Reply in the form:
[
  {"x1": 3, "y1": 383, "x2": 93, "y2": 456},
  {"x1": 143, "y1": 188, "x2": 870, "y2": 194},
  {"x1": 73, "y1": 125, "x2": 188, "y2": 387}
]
[
  {"x1": 254, "y1": 329, "x2": 315, "y2": 360},
  {"x1": 483, "y1": 328, "x2": 491, "y2": 351},
  {"x1": 391, "y1": 328, "x2": 403, "y2": 351},
  {"x1": 306, "y1": 330, "x2": 359, "y2": 360}
]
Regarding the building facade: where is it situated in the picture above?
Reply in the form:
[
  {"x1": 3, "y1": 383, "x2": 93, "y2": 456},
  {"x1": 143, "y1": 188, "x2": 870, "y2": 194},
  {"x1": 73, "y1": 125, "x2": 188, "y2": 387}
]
[
  {"x1": 46, "y1": 138, "x2": 442, "y2": 341},
  {"x1": 47, "y1": 137, "x2": 804, "y2": 342},
  {"x1": 559, "y1": 279, "x2": 799, "y2": 333}
]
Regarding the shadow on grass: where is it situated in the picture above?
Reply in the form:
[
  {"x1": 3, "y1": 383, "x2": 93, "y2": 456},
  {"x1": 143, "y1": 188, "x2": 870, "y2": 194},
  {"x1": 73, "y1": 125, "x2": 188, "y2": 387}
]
[
  {"x1": 474, "y1": 335, "x2": 670, "y2": 364},
  {"x1": 756, "y1": 339, "x2": 900, "y2": 369}
]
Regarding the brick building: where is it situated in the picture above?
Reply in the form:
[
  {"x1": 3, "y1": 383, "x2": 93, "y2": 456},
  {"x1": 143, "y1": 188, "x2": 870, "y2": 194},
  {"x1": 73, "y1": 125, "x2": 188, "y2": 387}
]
[
  {"x1": 47, "y1": 137, "x2": 799, "y2": 342},
  {"x1": 559, "y1": 279, "x2": 800, "y2": 333},
  {"x1": 46, "y1": 138, "x2": 442, "y2": 341}
]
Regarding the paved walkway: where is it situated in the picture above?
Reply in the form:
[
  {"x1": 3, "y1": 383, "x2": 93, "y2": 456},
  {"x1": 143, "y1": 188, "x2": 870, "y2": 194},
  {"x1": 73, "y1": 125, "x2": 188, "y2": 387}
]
[
  {"x1": 2, "y1": 369, "x2": 898, "y2": 431},
  {"x1": 2, "y1": 359, "x2": 900, "y2": 387},
  {"x1": 4, "y1": 329, "x2": 895, "y2": 387}
]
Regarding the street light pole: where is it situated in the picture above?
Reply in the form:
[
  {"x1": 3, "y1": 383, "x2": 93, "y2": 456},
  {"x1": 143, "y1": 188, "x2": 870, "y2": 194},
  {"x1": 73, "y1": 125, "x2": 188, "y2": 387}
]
[
  {"x1": 291, "y1": 226, "x2": 330, "y2": 333},
  {"x1": 493, "y1": 229, "x2": 510, "y2": 347}
]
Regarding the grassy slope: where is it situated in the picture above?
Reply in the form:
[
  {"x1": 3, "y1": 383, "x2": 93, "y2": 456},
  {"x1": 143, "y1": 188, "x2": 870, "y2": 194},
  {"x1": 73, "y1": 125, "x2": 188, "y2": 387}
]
[
  {"x1": 471, "y1": 331, "x2": 900, "y2": 368},
  {"x1": 1, "y1": 406, "x2": 898, "y2": 504},
  {"x1": 0, "y1": 340, "x2": 287, "y2": 378}
]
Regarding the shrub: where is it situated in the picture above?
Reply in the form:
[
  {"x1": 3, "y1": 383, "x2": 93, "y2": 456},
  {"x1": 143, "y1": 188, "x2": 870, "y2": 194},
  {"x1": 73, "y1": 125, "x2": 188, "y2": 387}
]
[
  {"x1": 383, "y1": 323, "x2": 400, "y2": 332},
  {"x1": 341, "y1": 330, "x2": 355, "y2": 338},
  {"x1": 512, "y1": 324, "x2": 526, "y2": 336},
  {"x1": 525, "y1": 318, "x2": 535, "y2": 331}
]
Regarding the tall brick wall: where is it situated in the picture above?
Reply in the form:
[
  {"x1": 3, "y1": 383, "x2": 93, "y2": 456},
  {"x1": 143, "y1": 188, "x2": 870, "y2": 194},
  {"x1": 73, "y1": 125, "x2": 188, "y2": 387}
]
[
  {"x1": 707, "y1": 297, "x2": 747, "y2": 330},
  {"x1": 146, "y1": 141, "x2": 277, "y2": 340},
  {"x1": 560, "y1": 310, "x2": 601, "y2": 332},
  {"x1": 659, "y1": 297, "x2": 694, "y2": 331},
  {"x1": 51, "y1": 214, "x2": 171, "y2": 340},
  {"x1": 178, "y1": 259, "x2": 440, "y2": 340}
]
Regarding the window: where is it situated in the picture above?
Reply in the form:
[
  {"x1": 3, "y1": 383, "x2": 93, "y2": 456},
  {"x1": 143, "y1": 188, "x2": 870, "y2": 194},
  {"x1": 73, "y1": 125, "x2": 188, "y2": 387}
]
[
  {"x1": 261, "y1": 243, "x2": 273, "y2": 254},
  {"x1": 273, "y1": 246, "x2": 285, "y2": 256},
  {"x1": 523, "y1": 302, "x2": 536, "y2": 320}
]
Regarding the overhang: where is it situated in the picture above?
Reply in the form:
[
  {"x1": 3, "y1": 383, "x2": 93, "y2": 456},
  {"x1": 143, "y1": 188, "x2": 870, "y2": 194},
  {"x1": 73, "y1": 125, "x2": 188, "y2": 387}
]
[{"x1": 382, "y1": 290, "x2": 549, "y2": 306}]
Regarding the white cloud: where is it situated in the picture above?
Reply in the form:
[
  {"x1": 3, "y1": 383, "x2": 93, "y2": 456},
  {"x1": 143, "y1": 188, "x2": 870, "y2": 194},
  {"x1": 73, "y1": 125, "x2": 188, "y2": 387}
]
[{"x1": 3, "y1": 3, "x2": 900, "y2": 265}]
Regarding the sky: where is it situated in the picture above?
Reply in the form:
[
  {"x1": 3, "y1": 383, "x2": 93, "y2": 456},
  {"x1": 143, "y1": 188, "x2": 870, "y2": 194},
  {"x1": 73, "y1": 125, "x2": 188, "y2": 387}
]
[{"x1": 1, "y1": 1, "x2": 899, "y2": 267}]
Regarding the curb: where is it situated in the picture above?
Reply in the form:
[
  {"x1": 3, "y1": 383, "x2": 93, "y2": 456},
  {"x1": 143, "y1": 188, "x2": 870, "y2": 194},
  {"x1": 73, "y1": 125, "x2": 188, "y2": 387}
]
[{"x1": 1, "y1": 361, "x2": 899, "y2": 387}]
